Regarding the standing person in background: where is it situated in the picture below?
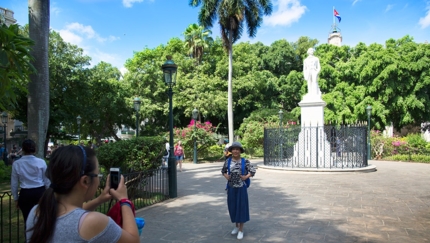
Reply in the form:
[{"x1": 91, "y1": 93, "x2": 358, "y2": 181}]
[
  {"x1": 165, "y1": 140, "x2": 170, "y2": 152},
  {"x1": 223, "y1": 139, "x2": 231, "y2": 161},
  {"x1": 174, "y1": 141, "x2": 185, "y2": 172},
  {"x1": 221, "y1": 142, "x2": 256, "y2": 240},
  {"x1": 0, "y1": 143, "x2": 6, "y2": 165},
  {"x1": 11, "y1": 139, "x2": 50, "y2": 227},
  {"x1": 162, "y1": 140, "x2": 170, "y2": 168},
  {"x1": 26, "y1": 145, "x2": 139, "y2": 243}
]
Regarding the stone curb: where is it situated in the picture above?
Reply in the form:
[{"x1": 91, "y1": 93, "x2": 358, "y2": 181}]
[{"x1": 258, "y1": 164, "x2": 377, "y2": 172}]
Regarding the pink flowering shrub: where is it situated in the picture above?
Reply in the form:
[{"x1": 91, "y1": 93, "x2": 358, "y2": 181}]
[
  {"x1": 169, "y1": 120, "x2": 219, "y2": 160},
  {"x1": 371, "y1": 130, "x2": 429, "y2": 160}
]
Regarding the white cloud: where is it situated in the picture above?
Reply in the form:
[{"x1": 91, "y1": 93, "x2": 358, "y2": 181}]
[
  {"x1": 264, "y1": 0, "x2": 307, "y2": 27},
  {"x1": 59, "y1": 22, "x2": 119, "y2": 43},
  {"x1": 352, "y1": 0, "x2": 361, "y2": 6},
  {"x1": 419, "y1": 7, "x2": 430, "y2": 29},
  {"x1": 123, "y1": 0, "x2": 144, "y2": 8},
  {"x1": 58, "y1": 29, "x2": 83, "y2": 46},
  {"x1": 385, "y1": 4, "x2": 394, "y2": 12},
  {"x1": 56, "y1": 23, "x2": 123, "y2": 70},
  {"x1": 51, "y1": 5, "x2": 61, "y2": 16}
]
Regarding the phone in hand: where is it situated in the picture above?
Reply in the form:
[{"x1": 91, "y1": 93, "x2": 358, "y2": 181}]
[{"x1": 110, "y1": 168, "x2": 121, "y2": 190}]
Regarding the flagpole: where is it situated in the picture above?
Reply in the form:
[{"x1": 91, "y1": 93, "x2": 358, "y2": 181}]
[{"x1": 333, "y1": 6, "x2": 335, "y2": 25}]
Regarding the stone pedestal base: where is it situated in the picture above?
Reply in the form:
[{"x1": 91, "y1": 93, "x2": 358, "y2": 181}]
[
  {"x1": 293, "y1": 127, "x2": 333, "y2": 167},
  {"x1": 293, "y1": 96, "x2": 333, "y2": 167},
  {"x1": 299, "y1": 95, "x2": 325, "y2": 127}
]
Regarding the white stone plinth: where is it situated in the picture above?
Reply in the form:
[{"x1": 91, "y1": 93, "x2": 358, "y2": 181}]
[
  {"x1": 293, "y1": 127, "x2": 333, "y2": 167},
  {"x1": 299, "y1": 96, "x2": 326, "y2": 127},
  {"x1": 293, "y1": 95, "x2": 333, "y2": 167}
]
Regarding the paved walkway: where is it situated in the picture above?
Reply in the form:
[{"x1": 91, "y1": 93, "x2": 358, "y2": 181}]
[{"x1": 136, "y1": 160, "x2": 430, "y2": 242}]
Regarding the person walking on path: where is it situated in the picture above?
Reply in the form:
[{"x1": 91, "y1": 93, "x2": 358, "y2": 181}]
[
  {"x1": 221, "y1": 141, "x2": 256, "y2": 240},
  {"x1": 174, "y1": 141, "x2": 185, "y2": 172},
  {"x1": 11, "y1": 139, "x2": 51, "y2": 227},
  {"x1": 26, "y1": 145, "x2": 139, "y2": 243}
]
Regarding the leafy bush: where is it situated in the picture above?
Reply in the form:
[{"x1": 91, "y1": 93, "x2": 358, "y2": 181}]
[
  {"x1": 96, "y1": 136, "x2": 164, "y2": 173},
  {"x1": 237, "y1": 108, "x2": 297, "y2": 155},
  {"x1": 172, "y1": 120, "x2": 219, "y2": 160},
  {"x1": 371, "y1": 130, "x2": 430, "y2": 160},
  {"x1": 384, "y1": 154, "x2": 430, "y2": 163},
  {"x1": 202, "y1": 144, "x2": 224, "y2": 160},
  {"x1": 405, "y1": 133, "x2": 429, "y2": 153},
  {"x1": 0, "y1": 161, "x2": 12, "y2": 182}
]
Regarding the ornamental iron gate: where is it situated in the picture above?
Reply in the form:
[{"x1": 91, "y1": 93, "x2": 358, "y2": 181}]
[{"x1": 264, "y1": 125, "x2": 368, "y2": 168}]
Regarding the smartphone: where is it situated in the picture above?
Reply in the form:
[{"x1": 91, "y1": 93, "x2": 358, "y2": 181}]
[{"x1": 110, "y1": 167, "x2": 121, "y2": 190}]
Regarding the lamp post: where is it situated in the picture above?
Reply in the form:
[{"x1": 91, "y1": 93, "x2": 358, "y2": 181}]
[
  {"x1": 162, "y1": 55, "x2": 178, "y2": 198},
  {"x1": 192, "y1": 108, "x2": 199, "y2": 164},
  {"x1": 366, "y1": 105, "x2": 372, "y2": 160},
  {"x1": 76, "y1": 115, "x2": 82, "y2": 144},
  {"x1": 1, "y1": 112, "x2": 8, "y2": 163},
  {"x1": 133, "y1": 97, "x2": 141, "y2": 137},
  {"x1": 278, "y1": 109, "x2": 283, "y2": 162}
]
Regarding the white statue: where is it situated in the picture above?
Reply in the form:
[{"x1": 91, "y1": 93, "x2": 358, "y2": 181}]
[{"x1": 303, "y1": 48, "x2": 321, "y2": 98}]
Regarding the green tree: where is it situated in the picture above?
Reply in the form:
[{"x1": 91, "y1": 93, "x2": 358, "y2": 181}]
[
  {"x1": 183, "y1": 23, "x2": 213, "y2": 64},
  {"x1": 0, "y1": 23, "x2": 35, "y2": 110},
  {"x1": 85, "y1": 62, "x2": 135, "y2": 141},
  {"x1": 190, "y1": 0, "x2": 273, "y2": 144},
  {"x1": 13, "y1": 30, "x2": 92, "y2": 149}
]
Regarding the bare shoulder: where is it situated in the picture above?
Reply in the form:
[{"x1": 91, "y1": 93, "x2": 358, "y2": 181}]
[{"x1": 79, "y1": 211, "x2": 110, "y2": 240}]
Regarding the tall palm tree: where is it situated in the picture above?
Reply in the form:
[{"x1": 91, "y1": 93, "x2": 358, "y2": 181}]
[
  {"x1": 28, "y1": 0, "x2": 50, "y2": 158},
  {"x1": 190, "y1": 0, "x2": 272, "y2": 144},
  {"x1": 183, "y1": 23, "x2": 213, "y2": 64}
]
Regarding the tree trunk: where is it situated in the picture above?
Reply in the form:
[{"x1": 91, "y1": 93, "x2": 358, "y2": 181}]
[
  {"x1": 28, "y1": 0, "x2": 50, "y2": 158},
  {"x1": 227, "y1": 31, "x2": 234, "y2": 144}
]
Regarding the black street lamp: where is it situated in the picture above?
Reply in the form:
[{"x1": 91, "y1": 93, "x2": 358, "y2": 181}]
[
  {"x1": 366, "y1": 105, "x2": 372, "y2": 160},
  {"x1": 192, "y1": 108, "x2": 199, "y2": 164},
  {"x1": 162, "y1": 55, "x2": 178, "y2": 198},
  {"x1": 278, "y1": 109, "x2": 284, "y2": 162},
  {"x1": 133, "y1": 97, "x2": 141, "y2": 137},
  {"x1": 77, "y1": 115, "x2": 82, "y2": 144},
  {"x1": 1, "y1": 112, "x2": 8, "y2": 164}
]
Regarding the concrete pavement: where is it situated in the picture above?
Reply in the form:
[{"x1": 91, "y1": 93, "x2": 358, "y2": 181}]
[{"x1": 136, "y1": 160, "x2": 430, "y2": 242}]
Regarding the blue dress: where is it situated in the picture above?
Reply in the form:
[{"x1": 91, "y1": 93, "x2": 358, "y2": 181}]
[{"x1": 221, "y1": 158, "x2": 255, "y2": 223}]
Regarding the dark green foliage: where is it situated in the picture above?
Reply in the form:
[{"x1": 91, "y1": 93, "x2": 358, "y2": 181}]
[
  {"x1": 237, "y1": 108, "x2": 296, "y2": 152},
  {"x1": 96, "y1": 136, "x2": 165, "y2": 173},
  {"x1": 0, "y1": 23, "x2": 35, "y2": 110},
  {"x1": 0, "y1": 162, "x2": 12, "y2": 182}
]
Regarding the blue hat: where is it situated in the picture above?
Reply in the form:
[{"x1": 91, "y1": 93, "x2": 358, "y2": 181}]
[{"x1": 228, "y1": 141, "x2": 244, "y2": 153}]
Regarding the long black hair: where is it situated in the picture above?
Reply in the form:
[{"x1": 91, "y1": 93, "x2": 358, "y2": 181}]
[{"x1": 28, "y1": 145, "x2": 96, "y2": 243}]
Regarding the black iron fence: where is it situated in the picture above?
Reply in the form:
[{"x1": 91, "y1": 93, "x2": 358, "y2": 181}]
[
  {"x1": 1, "y1": 167, "x2": 169, "y2": 242},
  {"x1": 264, "y1": 125, "x2": 368, "y2": 168}
]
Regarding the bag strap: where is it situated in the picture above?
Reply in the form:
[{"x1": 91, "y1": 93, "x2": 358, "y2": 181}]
[
  {"x1": 227, "y1": 157, "x2": 232, "y2": 175},
  {"x1": 241, "y1": 158, "x2": 246, "y2": 175}
]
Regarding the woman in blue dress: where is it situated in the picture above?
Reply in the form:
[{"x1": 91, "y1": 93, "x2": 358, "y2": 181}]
[{"x1": 221, "y1": 141, "x2": 256, "y2": 240}]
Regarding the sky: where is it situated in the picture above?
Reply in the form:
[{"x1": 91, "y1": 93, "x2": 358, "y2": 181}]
[{"x1": 2, "y1": 0, "x2": 430, "y2": 72}]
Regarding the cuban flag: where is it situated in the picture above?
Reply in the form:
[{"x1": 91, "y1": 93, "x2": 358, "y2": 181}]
[{"x1": 334, "y1": 9, "x2": 341, "y2": 23}]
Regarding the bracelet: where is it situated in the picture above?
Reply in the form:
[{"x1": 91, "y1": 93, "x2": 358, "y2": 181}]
[
  {"x1": 119, "y1": 198, "x2": 132, "y2": 204},
  {"x1": 120, "y1": 202, "x2": 132, "y2": 208},
  {"x1": 119, "y1": 199, "x2": 133, "y2": 208}
]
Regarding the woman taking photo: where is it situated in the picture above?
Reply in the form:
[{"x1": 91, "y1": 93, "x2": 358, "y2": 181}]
[
  {"x1": 26, "y1": 145, "x2": 139, "y2": 243},
  {"x1": 221, "y1": 142, "x2": 256, "y2": 240}
]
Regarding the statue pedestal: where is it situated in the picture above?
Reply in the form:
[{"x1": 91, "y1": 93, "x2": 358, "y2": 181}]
[
  {"x1": 292, "y1": 94, "x2": 333, "y2": 167},
  {"x1": 299, "y1": 95, "x2": 325, "y2": 127}
]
